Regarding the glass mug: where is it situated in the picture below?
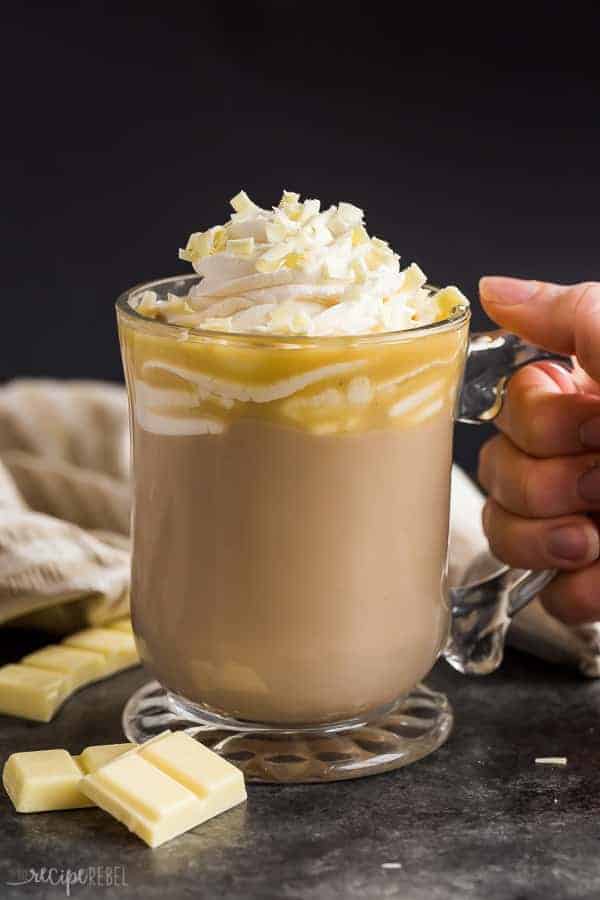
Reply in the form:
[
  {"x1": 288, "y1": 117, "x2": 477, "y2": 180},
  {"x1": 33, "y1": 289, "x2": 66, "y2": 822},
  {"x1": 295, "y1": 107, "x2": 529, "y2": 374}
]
[{"x1": 118, "y1": 275, "x2": 564, "y2": 783}]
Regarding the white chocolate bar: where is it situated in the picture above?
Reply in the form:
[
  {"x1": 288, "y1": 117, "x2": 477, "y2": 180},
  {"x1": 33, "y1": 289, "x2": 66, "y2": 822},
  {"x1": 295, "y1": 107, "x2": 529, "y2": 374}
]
[
  {"x1": 3, "y1": 743, "x2": 134, "y2": 813},
  {"x1": 81, "y1": 731, "x2": 247, "y2": 847},
  {"x1": 0, "y1": 619, "x2": 138, "y2": 722}
]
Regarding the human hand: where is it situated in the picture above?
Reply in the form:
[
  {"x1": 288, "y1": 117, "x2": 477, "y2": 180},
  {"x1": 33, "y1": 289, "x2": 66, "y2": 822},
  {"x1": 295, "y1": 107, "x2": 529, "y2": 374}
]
[{"x1": 477, "y1": 277, "x2": 600, "y2": 624}]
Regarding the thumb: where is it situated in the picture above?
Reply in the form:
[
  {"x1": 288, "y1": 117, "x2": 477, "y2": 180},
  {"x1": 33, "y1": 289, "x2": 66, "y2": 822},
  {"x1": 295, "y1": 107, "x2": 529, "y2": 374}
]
[{"x1": 479, "y1": 277, "x2": 600, "y2": 383}]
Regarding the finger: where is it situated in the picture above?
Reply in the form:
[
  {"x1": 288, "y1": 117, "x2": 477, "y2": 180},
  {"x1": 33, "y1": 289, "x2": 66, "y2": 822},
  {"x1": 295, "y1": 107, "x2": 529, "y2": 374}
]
[
  {"x1": 482, "y1": 499, "x2": 600, "y2": 570},
  {"x1": 479, "y1": 277, "x2": 600, "y2": 382},
  {"x1": 494, "y1": 361, "x2": 600, "y2": 457},
  {"x1": 541, "y1": 563, "x2": 600, "y2": 625},
  {"x1": 571, "y1": 357, "x2": 600, "y2": 397},
  {"x1": 478, "y1": 434, "x2": 600, "y2": 517}
]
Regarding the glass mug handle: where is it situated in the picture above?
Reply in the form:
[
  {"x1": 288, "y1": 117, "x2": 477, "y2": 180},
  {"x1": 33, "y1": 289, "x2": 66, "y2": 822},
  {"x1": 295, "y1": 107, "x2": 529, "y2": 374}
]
[{"x1": 445, "y1": 330, "x2": 572, "y2": 675}]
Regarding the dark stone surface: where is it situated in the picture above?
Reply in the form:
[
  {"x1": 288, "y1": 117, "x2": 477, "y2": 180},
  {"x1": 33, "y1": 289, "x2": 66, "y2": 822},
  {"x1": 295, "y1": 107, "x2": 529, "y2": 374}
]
[{"x1": 1, "y1": 629, "x2": 600, "y2": 900}]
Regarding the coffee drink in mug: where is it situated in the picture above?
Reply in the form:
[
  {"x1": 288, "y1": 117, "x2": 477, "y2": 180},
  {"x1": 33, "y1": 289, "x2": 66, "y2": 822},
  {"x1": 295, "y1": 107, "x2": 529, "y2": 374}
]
[{"x1": 119, "y1": 191, "x2": 558, "y2": 781}]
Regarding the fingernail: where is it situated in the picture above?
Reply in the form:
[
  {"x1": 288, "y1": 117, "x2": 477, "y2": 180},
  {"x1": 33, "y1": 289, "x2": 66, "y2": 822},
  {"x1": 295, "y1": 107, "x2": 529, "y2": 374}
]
[
  {"x1": 480, "y1": 276, "x2": 539, "y2": 306},
  {"x1": 578, "y1": 465, "x2": 600, "y2": 503},
  {"x1": 580, "y1": 417, "x2": 600, "y2": 449},
  {"x1": 547, "y1": 524, "x2": 596, "y2": 562}
]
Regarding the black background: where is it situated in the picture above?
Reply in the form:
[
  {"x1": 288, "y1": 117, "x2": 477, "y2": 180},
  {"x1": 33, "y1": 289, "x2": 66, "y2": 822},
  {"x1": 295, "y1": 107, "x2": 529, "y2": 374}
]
[{"x1": 4, "y1": 2, "x2": 599, "y2": 472}]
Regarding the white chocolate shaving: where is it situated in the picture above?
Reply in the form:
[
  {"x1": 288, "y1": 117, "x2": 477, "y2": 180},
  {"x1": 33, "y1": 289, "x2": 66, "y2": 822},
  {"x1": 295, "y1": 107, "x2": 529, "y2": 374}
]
[
  {"x1": 226, "y1": 237, "x2": 255, "y2": 258},
  {"x1": 134, "y1": 290, "x2": 160, "y2": 317},
  {"x1": 230, "y1": 190, "x2": 261, "y2": 218}
]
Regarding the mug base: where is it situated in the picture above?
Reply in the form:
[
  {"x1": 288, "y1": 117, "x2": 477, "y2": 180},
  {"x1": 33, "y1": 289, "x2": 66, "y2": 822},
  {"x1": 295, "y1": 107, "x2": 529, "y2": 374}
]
[{"x1": 122, "y1": 681, "x2": 453, "y2": 783}]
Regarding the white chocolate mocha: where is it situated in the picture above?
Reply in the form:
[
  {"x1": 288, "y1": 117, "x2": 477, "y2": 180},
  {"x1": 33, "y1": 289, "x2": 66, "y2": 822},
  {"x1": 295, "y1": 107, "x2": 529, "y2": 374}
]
[{"x1": 119, "y1": 190, "x2": 470, "y2": 724}]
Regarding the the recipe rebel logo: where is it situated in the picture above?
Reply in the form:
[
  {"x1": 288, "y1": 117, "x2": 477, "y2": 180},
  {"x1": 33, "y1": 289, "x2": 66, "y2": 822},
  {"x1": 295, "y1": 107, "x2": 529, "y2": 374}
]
[{"x1": 6, "y1": 865, "x2": 128, "y2": 895}]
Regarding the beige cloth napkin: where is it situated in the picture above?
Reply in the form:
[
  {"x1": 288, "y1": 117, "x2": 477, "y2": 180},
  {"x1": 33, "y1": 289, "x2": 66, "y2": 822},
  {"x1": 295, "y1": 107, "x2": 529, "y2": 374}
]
[
  {"x1": 0, "y1": 380, "x2": 130, "y2": 629},
  {"x1": 1, "y1": 377, "x2": 598, "y2": 675}
]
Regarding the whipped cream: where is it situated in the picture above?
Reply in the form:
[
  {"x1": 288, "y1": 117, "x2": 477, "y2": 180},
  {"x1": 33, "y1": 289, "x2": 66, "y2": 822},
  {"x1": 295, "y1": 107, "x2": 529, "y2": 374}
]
[{"x1": 130, "y1": 190, "x2": 468, "y2": 336}]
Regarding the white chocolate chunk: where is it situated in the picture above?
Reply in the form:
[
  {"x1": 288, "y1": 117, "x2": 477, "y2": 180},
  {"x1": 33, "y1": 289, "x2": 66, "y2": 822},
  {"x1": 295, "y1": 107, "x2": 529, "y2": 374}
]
[
  {"x1": 22, "y1": 645, "x2": 106, "y2": 692},
  {"x1": 81, "y1": 731, "x2": 247, "y2": 848},
  {"x1": 3, "y1": 750, "x2": 89, "y2": 812},
  {"x1": 140, "y1": 732, "x2": 241, "y2": 797},
  {"x1": 63, "y1": 627, "x2": 138, "y2": 674},
  {"x1": 0, "y1": 620, "x2": 138, "y2": 722},
  {"x1": 0, "y1": 666, "x2": 70, "y2": 723},
  {"x1": 3, "y1": 743, "x2": 133, "y2": 813},
  {"x1": 77, "y1": 743, "x2": 136, "y2": 772}
]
